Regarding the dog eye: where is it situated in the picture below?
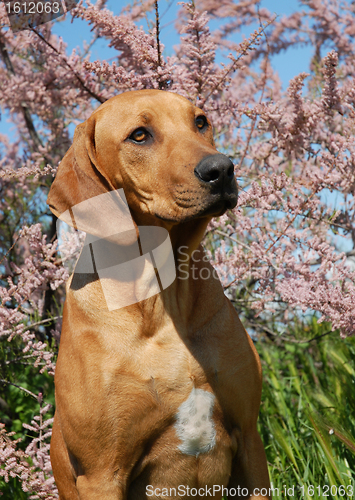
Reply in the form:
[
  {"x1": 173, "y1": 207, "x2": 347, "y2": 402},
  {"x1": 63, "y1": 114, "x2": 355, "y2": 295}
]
[
  {"x1": 129, "y1": 128, "x2": 149, "y2": 143},
  {"x1": 195, "y1": 115, "x2": 208, "y2": 130}
]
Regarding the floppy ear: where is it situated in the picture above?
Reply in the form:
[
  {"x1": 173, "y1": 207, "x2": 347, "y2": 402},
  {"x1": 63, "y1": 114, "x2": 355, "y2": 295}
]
[{"x1": 47, "y1": 115, "x2": 115, "y2": 218}]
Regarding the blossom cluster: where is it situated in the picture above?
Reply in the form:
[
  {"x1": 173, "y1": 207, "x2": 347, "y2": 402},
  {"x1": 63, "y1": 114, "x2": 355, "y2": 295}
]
[{"x1": 0, "y1": 404, "x2": 57, "y2": 498}]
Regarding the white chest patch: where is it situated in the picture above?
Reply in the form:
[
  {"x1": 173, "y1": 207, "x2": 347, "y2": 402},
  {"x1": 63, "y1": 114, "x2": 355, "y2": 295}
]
[{"x1": 174, "y1": 387, "x2": 216, "y2": 456}]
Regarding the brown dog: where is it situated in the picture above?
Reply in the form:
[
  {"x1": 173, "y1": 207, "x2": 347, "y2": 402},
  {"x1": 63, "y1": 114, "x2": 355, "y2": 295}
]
[{"x1": 47, "y1": 89, "x2": 271, "y2": 500}]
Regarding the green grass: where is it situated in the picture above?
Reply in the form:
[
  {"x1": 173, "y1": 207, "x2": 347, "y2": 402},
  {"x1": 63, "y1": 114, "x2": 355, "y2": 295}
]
[{"x1": 256, "y1": 322, "x2": 355, "y2": 499}]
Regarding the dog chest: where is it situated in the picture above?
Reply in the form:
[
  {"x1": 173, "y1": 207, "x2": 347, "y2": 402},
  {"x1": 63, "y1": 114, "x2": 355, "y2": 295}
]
[{"x1": 174, "y1": 386, "x2": 216, "y2": 456}]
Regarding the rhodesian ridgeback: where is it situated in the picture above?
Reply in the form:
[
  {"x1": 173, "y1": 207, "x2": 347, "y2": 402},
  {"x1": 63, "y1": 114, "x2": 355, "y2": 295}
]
[{"x1": 47, "y1": 89, "x2": 271, "y2": 499}]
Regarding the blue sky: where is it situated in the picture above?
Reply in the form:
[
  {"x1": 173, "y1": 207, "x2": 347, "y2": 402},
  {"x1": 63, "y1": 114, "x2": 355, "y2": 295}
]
[
  {"x1": 1, "y1": 1, "x2": 311, "y2": 136},
  {"x1": 51, "y1": 0, "x2": 310, "y2": 88}
]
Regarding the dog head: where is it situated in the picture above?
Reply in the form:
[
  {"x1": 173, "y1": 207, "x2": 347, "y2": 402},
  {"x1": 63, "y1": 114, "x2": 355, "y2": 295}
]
[{"x1": 47, "y1": 90, "x2": 238, "y2": 232}]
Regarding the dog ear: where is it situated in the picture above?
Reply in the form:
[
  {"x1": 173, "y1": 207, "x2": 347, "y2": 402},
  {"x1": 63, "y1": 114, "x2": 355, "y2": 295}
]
[{"x1": 47, "y1": 115, "x2": 115, "y2": 218}]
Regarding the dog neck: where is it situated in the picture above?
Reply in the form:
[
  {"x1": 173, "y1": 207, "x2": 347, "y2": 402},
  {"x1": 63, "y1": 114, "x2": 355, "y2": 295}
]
[
  {"x1": 131, "y1": 217, "x2": 226, "y2": 335},
  {"x1": 69, "y1": 217, "x2": 225, "y2": 338}
]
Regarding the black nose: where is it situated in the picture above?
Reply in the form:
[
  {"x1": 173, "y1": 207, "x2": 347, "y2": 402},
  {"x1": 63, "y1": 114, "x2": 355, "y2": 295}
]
[{"x1": 194, "y1": 154, "x2": 235, "y2": 187}]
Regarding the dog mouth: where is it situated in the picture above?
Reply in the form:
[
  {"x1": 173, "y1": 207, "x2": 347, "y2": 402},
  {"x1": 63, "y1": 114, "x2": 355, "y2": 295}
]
[
  {"x1": 154, "y1": 191, "x2": 238, "y2": 223},
  {"x1": 152, "y1": 175, "x2": 238, "y2": 223},
  {"x1": 197, "y1": 189, "x2": 239, "y2": 217},
  {"x1": 201, "y1": 197, "x2": 237, "y2": 216}
]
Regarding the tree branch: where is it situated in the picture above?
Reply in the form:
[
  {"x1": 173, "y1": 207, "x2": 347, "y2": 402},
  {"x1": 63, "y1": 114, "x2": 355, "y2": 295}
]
[
  {"x1": 154, "y1": 0, "x2": 166, "y2": 90},
  {"x1": 0, "y1": 36, "x2": 43, "y2": 149},
  {"x1": 0, "y1": 379, "x2": 38, "y2": 400},
  {"x1": 31, "y1": 28, "x2": 106, "y2": 104}
]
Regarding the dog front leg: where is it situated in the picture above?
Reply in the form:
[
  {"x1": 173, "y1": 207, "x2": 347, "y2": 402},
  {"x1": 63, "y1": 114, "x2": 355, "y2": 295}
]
[
  {"x1": 76, "y1": 474, "x2": 127, "y2": 500},
  {"x1": 51, "y1": 414, "x2": 128, "y2": 500},
  {"x1": 50, "y1": 415, "x2": 80, "y2": 500},
  {"x1": 227, "y1": 428, "x2": 271, "y2": 500}
]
